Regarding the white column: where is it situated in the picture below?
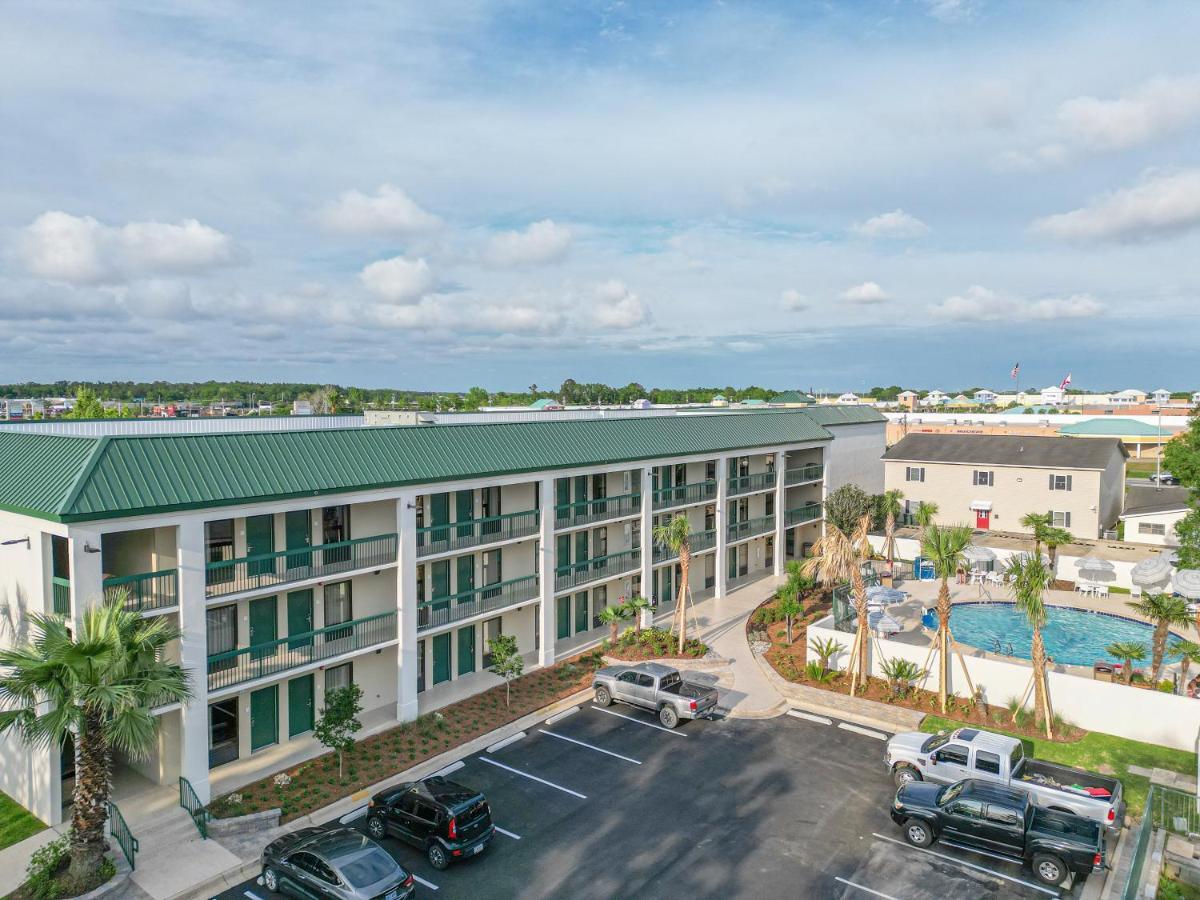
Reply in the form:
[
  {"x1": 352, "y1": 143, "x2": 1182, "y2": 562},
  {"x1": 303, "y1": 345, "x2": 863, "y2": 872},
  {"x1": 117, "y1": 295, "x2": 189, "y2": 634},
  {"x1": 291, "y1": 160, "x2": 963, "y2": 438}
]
[
  {"x1": 715, "y1": 455, "x2": 729, "y2": 598},
  {"x1": 639, "y1": 466, "x2": 653, "y2": 603},
  {"x1": 537, "y1": 476, "x2": 556, "y2": 667},
  {"x1": 67, "y1": 528, "x2": 103, "y2": 629},
  {"x1": 177, "y1": 518, "x2": 211, "y2": 804},
  {"x1": 773, "y1": 451, "x2": 787, "y2": 576},
  {"x1": 396, "y1": 494, "x2": 419, "y2": 723}
]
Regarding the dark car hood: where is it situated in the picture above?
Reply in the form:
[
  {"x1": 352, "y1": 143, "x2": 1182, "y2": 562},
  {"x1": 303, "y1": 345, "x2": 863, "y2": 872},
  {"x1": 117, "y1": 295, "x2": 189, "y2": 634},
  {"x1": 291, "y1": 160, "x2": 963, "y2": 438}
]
[{"x1": 896, "y1": 781, "x2": 943, "y2": 808}]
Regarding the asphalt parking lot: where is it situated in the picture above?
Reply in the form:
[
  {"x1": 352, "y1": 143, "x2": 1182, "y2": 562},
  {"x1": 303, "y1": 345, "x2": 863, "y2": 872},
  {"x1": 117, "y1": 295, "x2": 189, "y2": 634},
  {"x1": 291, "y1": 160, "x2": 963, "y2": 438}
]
[{"x1": 215, "y1": 703, "x2": 1090, "y2": 900}]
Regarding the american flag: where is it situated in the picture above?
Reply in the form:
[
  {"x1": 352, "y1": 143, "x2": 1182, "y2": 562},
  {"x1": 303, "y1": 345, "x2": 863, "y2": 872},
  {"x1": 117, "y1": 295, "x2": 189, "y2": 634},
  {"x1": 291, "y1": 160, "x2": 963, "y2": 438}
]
[
  {"x1": 1010, "y1": 362, "x2": 1019, "y2": 380},
  {"x1": 1060, "y1": 372, "x2": 1072, "y2": 390}
]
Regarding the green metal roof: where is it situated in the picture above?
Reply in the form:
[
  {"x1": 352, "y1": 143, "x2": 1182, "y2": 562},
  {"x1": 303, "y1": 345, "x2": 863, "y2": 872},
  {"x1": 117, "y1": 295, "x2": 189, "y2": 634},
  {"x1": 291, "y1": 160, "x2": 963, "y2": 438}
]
[
  {"x1": 769, "y1": 390, "x2": 814, "y2": 404},
  {"x1": 800, "y1": 405, "x2": 886, "y2": 426},
  {"x1": 1058, "y1": 418, "x2": 1169, "y2": 437},
  {"x1": 0, "y1": 410, "x2": 839, "y2": 523}
]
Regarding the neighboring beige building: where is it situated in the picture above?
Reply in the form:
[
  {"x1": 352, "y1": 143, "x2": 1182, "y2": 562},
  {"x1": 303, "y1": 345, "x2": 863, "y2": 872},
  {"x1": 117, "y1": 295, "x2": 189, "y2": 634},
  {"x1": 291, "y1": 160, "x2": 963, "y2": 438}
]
[
  {"x1": 883, "y1": 433, "x2": 1128, "y2": 538},
  {"x1": 1120, "y1": 485, "x2": 1189, "y2": 547}
]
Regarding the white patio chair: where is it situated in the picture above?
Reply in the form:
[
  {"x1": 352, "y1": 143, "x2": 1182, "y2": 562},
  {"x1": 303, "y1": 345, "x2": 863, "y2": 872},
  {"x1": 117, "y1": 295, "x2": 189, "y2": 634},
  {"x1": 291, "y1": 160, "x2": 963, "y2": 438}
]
[{"x1": 1095, "y1": 585, "x2": 1109, "y2": 599}]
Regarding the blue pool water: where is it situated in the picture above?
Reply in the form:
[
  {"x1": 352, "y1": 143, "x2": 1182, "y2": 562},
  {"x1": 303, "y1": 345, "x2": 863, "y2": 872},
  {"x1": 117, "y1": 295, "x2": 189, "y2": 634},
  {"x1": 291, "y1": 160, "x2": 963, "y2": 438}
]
[{"x1": 949, "y1": 602, "x2": 1183, "y2": 668}]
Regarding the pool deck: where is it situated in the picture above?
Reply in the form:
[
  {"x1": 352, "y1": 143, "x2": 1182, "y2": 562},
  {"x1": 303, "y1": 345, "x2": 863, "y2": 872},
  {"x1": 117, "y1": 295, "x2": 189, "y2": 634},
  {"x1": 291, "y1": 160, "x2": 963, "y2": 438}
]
[{"x1": 874, "y1": 576, "x2": 1198, "y2": 680}]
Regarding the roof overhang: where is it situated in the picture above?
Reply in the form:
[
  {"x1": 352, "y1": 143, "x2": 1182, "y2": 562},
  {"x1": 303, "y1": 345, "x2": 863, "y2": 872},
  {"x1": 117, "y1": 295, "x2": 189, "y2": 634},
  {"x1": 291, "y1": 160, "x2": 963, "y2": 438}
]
[{"x1": 969, "y1": 500, "x2": 993, "y2": 512}]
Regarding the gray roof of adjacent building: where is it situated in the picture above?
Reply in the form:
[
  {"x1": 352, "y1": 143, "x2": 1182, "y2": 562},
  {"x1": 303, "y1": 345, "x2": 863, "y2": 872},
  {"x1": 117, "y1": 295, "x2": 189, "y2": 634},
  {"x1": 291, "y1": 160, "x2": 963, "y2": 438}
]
[
  {"x1": 882, "y1": 432, "x2": 1128, "y2": 470},
  {"x1": 1122, "y1": 485, "x2": 1191, "y2": 517}
]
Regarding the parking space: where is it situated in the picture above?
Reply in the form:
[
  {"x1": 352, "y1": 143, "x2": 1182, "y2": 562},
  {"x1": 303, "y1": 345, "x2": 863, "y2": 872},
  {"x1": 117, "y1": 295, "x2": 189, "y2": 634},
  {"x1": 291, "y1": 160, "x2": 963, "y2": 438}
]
[{"x1": 214, "y1": 704, "x2": 1096, "y2": 899}]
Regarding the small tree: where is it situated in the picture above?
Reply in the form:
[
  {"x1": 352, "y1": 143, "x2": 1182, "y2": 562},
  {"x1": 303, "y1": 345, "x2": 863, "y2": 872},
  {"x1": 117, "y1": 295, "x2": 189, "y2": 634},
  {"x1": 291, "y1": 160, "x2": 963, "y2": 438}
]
[
  {"x1": 1106, "y1": 641, "x2": 1146, "y2": 685},
  {"x1": 824, "y1": 484, "x2": 874, "y2": 535},
  {"x1": 598, "y1": 605, "x2": 624, "y2": 646},
  {"x1": 777, "y1": 587, "x2": 803, "y2": 643},
  {"x1": 488, "y1": 634, "x2": 523, "y2": 707},
  {"x1": 625, "y1": 595, "x2": 651, "y2": 635},
  {"x1": 809, "y1": 635, "x2": 846, "y2": 673},
  {"x1": 1171, "y1": 638, "x2": 1200, "y2": 692},
  {"x1": 314, "y1": 683, "x2": 363, "y2": 781}
]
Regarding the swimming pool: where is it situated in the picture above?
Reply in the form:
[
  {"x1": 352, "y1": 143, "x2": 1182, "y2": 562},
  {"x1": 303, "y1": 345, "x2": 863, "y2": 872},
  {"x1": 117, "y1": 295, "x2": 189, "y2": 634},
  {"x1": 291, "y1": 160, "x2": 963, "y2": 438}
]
[{"x1": 948, "y1": 602, "x2": 1183, "y2": 668}]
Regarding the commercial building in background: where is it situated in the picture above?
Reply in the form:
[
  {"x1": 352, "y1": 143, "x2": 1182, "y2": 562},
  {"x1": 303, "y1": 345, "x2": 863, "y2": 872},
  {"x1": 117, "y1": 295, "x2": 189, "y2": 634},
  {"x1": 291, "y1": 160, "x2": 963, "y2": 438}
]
[
  {"x1": 0, "y1": 406, "x2": 883, "y2": 825},
  {"x1": 882, "y1": 432, "x2": 1127, "y2": 537}
]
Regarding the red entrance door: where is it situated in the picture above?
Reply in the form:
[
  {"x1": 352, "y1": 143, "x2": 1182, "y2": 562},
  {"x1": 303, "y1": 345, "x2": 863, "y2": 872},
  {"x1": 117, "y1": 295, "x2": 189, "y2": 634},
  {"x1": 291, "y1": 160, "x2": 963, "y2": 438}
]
[{"x1": 975, "y1": 509, "x2": 990, "y2": 530}]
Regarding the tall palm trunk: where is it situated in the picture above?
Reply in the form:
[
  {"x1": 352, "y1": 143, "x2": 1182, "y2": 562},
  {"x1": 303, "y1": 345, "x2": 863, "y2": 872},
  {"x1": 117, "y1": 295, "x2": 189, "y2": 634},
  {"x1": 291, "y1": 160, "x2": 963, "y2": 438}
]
[
  {"x1": 849, "y1": 566, "x2": 870, "y2": 694},
  {"x1": 1152, "y1": 622, "x2": 1168, "y2": 683},
  {"x1": 1030, "y1": 629, "x2": 1054, "y2": 739},
  {"x1": 70, "y1": 711, "x2": 112, "y2": 883},
  {"x1": 676, "y1": 545, "x2": 692, "y2": 654},
  {"x1": 937, "y1": 575, "x2": 952, "y2": 712}
]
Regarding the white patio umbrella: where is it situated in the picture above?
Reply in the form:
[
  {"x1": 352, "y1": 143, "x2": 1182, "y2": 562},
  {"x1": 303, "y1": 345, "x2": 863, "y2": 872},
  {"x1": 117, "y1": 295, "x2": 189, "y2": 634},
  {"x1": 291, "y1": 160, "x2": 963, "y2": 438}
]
[
  {"x1": 868, "y1": 609, "x2": 903, "y2": 635},
  {"x1": 963, "y1": 545, "x2": 997, "y2": 567},
  {"x1": 1173, "y1": 569, "x2": 1200, "y2": 600},
  {"x1": 1075, "y1": 555, "x2": 1116, "y2": 583},
  {"x1": 1131, "y1": 556, "x2": 1174, "y2": 588},
  {"x1": 866, "y1": 585, "x2": 907, "y2": 605}
]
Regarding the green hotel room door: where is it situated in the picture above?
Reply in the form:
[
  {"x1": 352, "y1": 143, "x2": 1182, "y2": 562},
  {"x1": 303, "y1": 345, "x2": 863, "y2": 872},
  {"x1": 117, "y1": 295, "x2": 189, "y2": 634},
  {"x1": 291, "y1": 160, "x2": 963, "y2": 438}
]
[
  {"x1": 246, "y1": 514, "x2": 275, "y2": 577},
  {"x1": 432, "y1": 632, "x2": 452, "y2": 684},
  {"x1": 249, "y1": 596, "x2": 277, "y2": 660},
  {"x1": 250, "y1": 685, "x2": 277, "y2": 751},
  {"x1": 288, "y1": 675, "x2": 314, "y2": 738}
]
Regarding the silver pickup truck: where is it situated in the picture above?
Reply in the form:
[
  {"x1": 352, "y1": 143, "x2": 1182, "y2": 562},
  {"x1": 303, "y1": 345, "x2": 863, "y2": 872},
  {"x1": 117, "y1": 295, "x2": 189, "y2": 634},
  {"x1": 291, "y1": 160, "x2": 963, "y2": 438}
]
[
  {"x1": 886, "y1": 727, "x2": 1125, "y2": 832},
  {"x1": 592, "y1": 662, "x2": 719, "y2": 728}
]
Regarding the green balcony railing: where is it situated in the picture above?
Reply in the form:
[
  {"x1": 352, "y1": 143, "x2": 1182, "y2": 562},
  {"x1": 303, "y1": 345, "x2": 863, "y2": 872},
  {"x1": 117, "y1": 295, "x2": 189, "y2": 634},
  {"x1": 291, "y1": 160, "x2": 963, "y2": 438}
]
[
  {"x1": 418, "y1": 574, "x2": 540, "y2": 632},
  {"x1": 653, "y1": 529, "x2": 716, "y2": 564},
  {"x1": 417, "y1": 509, "x2": 539, "y2": 558},
  {"x1": 726, "y1": 515, "x2": 775, "y2": 543},
  {"x1": 727, "y1": 472, "x2": 777, "y2": 496},
  {"x1": 652, "y1": 481, "x2": 717, "y2": 511},
  {"x1": 784, "y1": 463, "x2": 824, "y2": 486},
  {"x1": 104, "y1": 569, "x2": 178, "y2": 613},
  {"x1": 179, "y1": 777, "x2": 208, "y2": 839},
  {"x1": 205, "y1": 533, "x2": 397, "y2": 597},
  {"x1": 555, "y1": 493, "x2": 641, "y2": 529},
  {"x1": 784, "y1": 502, "x2": 823, "y2": 527},
  {"x1": 51, "y1": 576, "x2": 70, "y2": 616},
  {"x1": 207, "y1": 610, "x2": 397, "y2": 691},
  {"x1": 107, "y1": 800, "x2": 139, "y2": 869},
  {"x1": 555, "y1": 548, "x2": 641, "y2": 593}
]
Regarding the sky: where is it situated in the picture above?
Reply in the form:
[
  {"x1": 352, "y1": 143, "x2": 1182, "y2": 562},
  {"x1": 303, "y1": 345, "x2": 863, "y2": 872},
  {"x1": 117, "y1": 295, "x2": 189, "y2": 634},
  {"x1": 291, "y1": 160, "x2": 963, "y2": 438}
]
[{"x1": 3, "y1": 0, "x2": 1200, "y2": 393}]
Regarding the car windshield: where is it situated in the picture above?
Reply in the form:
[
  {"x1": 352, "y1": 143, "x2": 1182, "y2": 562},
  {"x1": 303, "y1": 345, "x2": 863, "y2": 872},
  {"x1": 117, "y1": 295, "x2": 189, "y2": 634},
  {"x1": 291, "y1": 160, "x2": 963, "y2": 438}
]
[
  {"x1": 937, "y1": 781, "x2": 965, "y2": 805},
  {"x1": 921, "y1": 734, "x2": 950, "y2": 753},
  {"x1": 337, "y1": 847, "x2": 401, "y2": 888}
]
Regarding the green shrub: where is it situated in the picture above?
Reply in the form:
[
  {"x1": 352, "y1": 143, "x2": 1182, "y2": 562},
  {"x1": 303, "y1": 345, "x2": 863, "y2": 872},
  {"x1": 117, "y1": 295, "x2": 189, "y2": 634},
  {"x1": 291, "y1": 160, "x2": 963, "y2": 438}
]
[
  {"x1": 804, "y1": 661, "x2": 835, "y2": 683},
  {"x1": 25, "y1": 833, "x2": 70, "y2": 899}
]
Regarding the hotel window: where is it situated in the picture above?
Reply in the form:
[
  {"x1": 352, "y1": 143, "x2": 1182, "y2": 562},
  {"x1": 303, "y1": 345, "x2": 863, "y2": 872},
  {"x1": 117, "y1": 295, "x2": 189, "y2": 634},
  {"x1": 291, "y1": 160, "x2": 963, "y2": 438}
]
[
  {"x1": 1050, "y1": 511, "x2": 1072, "y2": 528},
  {"x1": 1049, "y1": 474, "x2": 1073, "y2": 491},
  {"x1": 325, "y1": 662, "x2": 353, "y2": 694},
  {"x1": 205, "y1": 520, "x2": 235, "y2": 584},
  {"x1": 973, "y1": 470, "x2": 994, "y2": 487},
  {"x1": 905, "y1": 467, "x2": 926, "y2": 483},
  {"x1": 1138, "y1": 523, "x2": 1167, "y2": 536},
  {"x1": 207, "y1": 605, "x2": 237, "y2": 672},
  {"x1": 323, "y1": 581, "x2": 352, "y2": 640}
]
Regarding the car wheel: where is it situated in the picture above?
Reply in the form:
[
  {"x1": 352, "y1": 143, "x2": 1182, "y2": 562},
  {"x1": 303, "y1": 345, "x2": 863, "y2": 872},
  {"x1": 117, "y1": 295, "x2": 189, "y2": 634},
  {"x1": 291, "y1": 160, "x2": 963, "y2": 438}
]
[
  {"x1": 594, "y1": 686, "x2": 612, "y2": 707},
  {"x1": 366, "y1": 816, "x2": 387, "y2": 840},
  {"x1": 903, "y1": 820, "x2": 934, "y2": 848},
  {"x1": 427, "y1": 842, "x2": 449, "y2": 870},
  {"x1": 1032, "y1": 853, "x2": 1067, "y2": 887},
  {"x1": 893, "y1": 764, "x2": 921, "y2": 787},
  {"x1": 658, "y1": 706, "x2": 679, "y2": 728},
  {"x1": 262, "y1": 867, "x2": 279, "y2": 892}
]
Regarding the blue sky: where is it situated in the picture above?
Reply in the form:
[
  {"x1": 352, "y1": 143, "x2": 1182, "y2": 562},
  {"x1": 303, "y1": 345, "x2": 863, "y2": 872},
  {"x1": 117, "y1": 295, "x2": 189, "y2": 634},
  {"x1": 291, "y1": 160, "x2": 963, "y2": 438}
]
[{"x1": 2, "y1": 0, "x2": 1200, "y2": 392}]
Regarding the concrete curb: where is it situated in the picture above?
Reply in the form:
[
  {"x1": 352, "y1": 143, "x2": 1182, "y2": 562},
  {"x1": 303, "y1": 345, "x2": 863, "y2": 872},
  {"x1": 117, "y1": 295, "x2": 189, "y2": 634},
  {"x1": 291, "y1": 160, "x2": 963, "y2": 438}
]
[
  {"x1": 179, "y1": 686, "x2": 594, "y2": 900},
  {"x1": 207, "y1": 807, "x2": 281, "y2": 837}
]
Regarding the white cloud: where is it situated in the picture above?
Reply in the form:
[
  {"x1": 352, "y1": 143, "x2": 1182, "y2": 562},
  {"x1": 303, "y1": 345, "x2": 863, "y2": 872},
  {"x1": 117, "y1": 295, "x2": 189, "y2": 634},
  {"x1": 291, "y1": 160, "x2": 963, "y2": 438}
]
[
  {"x1": 482, "y1": 219, "x2": 572, "y2": 267},
  {"x1": 17, "y1": 211, "x2": 237, "y2": 283},
  {"x1": 318, "y1": 184, "x2": 442, "y2": 236},
  {"x1": 780, "y1": 289, "x2": 807, "y2": 311},
  {"x1": 726, "y1": 340, "x2": 763, "y2": 353},
  {"x1": 840, "y1": 281, "x2": 890, "y2": 304},
  {"x1": 921, "y1": 0, "x2": 980, "y2": 22},
  {"x1": 590, "y1": 279, "x2": 648, "y2": 329},
  {"x1": 1029, "y1": 169, "x2": 1200, "y2": 243},
  {"x1": 359, "y1": 256, "x2": 434, "y2": 303},
  {"x1": 929, "y1": 285, "x2": 1105, "y2": 321},
  {"x1": 851, "y1": 209, "x2": 930, "y2": 239},
  {"x1": 117, "y1": 280, "x2": 198, "y2": 318},
  {"x1": 1057, "y1": 75, "x2": 1200, "y2": 151}
]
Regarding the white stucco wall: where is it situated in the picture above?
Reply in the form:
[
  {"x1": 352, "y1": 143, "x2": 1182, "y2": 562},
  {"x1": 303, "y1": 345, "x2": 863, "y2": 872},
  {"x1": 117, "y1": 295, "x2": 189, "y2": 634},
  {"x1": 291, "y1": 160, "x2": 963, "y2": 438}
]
[
  {"x1": 824, "y1": 422, "x2": 886, "y2": 495},
  {"x1": 1121, "y1": 510, "x2": 1185, "y2": 547}
]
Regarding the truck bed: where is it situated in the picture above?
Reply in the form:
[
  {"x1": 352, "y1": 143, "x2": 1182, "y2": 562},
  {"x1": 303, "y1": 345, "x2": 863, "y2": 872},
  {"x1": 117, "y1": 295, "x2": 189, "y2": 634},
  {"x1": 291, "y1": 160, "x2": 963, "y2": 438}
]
[
  {"x1": 662, "y1": 681, "x2": 716, "y2": 699},
  {"x1": 1030, "y1": 807, "x2": 1103, "y2": 849},
  {"x1": 1015, "y1": 758, "x2": 1121, "y2": 802}
]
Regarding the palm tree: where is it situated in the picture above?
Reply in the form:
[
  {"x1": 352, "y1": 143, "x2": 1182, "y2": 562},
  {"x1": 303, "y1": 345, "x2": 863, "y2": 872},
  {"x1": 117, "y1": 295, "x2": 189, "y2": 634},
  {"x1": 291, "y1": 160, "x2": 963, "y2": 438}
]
[
  {"x1": 1106, "y1": 641, "x2": 1147, "y2": 685},
  {"x1": 1006, "y1": 553, "x2": 1055, "y2": 738},
  {"x1": 880, "y1": 489, "x2": 904, "y2": 574},
  {"x1": 0, "y1": 598, "x2": 190, "y2": 888},
  {"x1": 625, "y1": 595, "x2": 651, "y2": 635},
  {"x1": 1042, "y1": 526, "x2": 1073, "y2": 573},
  {"x1": 803, "y1": 516, "x2": 872, "y2": 693},
  {"x1": 598, "y1": 605, "x2": 624, "y2": 646},
  {"x1": 777, "y1": 585, "x2": 803, "y2": 643},
  {"x1": 1170, "y1": 638, "x2": 1200, "y2": 693},
  {"x1": 1127, "y1": 593, "x2": 1192, "y2": 683},
  {"x1": 921, "y1": 523, "x2": 974, "y2": 713},
  {"x1": 653, "y1": 514, "x2": 693, "y2": 654},
  {"x1": 1020, "y1": 512, "x2": 1052, "y2": 556},
  {"x1": 914, "y1": 501, "x2": 939, "y2": 537}
]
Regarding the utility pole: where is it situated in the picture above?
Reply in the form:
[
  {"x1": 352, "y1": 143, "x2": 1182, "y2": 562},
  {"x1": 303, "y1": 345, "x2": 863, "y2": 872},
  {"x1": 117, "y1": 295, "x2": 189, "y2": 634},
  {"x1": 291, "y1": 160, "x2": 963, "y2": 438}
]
[{"x1": 1155, "y1": 404, "x2": 1163, "y2": 491}]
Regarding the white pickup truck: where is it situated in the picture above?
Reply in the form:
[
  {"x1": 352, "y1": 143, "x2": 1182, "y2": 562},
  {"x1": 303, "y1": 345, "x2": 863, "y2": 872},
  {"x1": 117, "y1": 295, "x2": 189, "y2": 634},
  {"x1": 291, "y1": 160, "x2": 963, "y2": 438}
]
[{"x1": 886, "y1": 727, "x2": 1125, "y2": 832}]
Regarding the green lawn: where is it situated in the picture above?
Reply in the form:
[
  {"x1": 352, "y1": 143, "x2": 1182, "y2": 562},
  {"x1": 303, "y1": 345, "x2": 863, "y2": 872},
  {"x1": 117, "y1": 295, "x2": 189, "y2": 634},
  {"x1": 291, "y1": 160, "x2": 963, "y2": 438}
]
[
  {"x1": 0, "y1": 791, "x2": 44, "y2": 850},
  {"x1": 1127, "y1": 460, "x2": 1160, "y2": 478},
  {"x1": 921, "y1": 716, "x2": 1196, "y2": 816}
]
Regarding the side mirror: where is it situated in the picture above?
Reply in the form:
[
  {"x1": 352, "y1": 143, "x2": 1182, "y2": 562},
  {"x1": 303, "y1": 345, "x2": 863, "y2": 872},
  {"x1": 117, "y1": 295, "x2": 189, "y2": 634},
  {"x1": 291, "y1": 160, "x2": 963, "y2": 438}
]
[{"x1": 929, "y1": 752, "x2": 938, "y2": 764}]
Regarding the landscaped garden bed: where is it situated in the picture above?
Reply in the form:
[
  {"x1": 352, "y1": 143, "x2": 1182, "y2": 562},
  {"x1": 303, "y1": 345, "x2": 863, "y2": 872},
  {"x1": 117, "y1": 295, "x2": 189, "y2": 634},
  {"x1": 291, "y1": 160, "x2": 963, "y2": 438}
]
[
  {"x1": 601, "y1": 626, "x2": 708, "y2": 661},
  {"x1": 209, "y1": 649, "x2": 604, "y2": 824}
]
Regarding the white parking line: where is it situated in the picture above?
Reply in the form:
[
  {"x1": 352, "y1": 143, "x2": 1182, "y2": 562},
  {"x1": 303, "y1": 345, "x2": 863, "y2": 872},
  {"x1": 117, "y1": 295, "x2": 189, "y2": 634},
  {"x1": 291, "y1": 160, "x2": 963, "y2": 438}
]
[
  {"x1": 411, "y1": 873, "x2": 440, "y2": 891},
  {"x1": 589, "y1": 705, "x2": 688, "y2": 735},
  {"x1": 870, "y1": 832, "x2": 1058, "y2": 897},
  {"x1": 834, "y1": 876, "x2": 903, "y2": 900},
  {"x1": 431, "y1": 760, "x2": 465, "y2": 779},
  {"x1": 787, "y1": 710, "x2": 833, "y2": 725},
  {"x1": 494, "y1": 825, "x2": 521, "y2": 840},
  {"x1": 538, "y1": 728, "x2": 642, "y2": 764},
  {"x1": 486, "y1": 732, "x2": 526, "y2": 753},
  {"x1": 545, "y1": 706, "x2": 579, "y2": 724},
  {"x1": 478, "y1": 756, "x2": 588, "y2": 799},
  {"x1": 838, "y1": 722, "x2": 889, "y2": 741}
]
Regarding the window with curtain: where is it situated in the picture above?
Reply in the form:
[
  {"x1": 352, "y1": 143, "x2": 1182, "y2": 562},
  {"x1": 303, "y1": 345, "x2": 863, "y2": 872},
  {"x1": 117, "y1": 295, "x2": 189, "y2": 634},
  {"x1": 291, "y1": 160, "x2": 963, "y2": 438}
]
[
  {"x1": 207, "y1": 605, "x2": 237, "y2": 671},
  {"x1": 324, "y1": 581, "x2": 353, "y2": 640},
  {"x1": 325, "y1": 662, "x2": 353, "y2": 694}
]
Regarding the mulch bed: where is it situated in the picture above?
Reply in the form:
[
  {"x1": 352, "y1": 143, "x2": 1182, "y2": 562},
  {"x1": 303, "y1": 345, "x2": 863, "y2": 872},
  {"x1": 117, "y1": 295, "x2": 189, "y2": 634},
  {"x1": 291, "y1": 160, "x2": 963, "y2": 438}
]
[
  {"x1": 601, "y1": 626, "x2": 708, "y2": 661},
  {"x1": 210, "y1": 649, "x2": 605, "y2": 824}
]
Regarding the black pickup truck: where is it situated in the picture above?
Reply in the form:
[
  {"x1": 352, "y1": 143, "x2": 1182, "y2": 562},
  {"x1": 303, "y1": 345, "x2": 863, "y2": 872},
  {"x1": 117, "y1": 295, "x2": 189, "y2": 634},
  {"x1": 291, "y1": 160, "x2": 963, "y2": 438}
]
[{"x1": 890, "y1": 778, "x2": 1105, "y2": 887}]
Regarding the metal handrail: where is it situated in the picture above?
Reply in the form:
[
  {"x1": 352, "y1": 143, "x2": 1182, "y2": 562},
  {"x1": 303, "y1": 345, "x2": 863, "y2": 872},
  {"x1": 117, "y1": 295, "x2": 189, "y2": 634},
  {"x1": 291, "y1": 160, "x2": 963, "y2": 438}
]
[
  {"x1": 205, "y1": 533, "x2": 397, "y2": 596},
  {"x1": 554, "y1": 493, "x2": 641, "y2": 528},
  {"x1": 652, "y1": 481, "x2": 718, "y2": 511},
  {"x1": 727, "y1": 472, "x2": 777, "y2": 496},
  {"x1": 51, "y1": 576, "x2": 70, "y2": 616},
  {"x1": 418, "y1": 575, "x2": 540, "y2": 631},
  {"x1": 653, "y1": 529, "x2": 716, "y2": 564},
  {"x1": 555, "y1": 548, "x2": 641, "y2": 592},
  {"x1": 107, "y1": 800, "x2": 139, "y2": 869},
  {"x1": 178, "y1": 776, "x2": 208, "y2": 839},
  {"x1": 726, "y1": 515, "x2": 775, "y2": 542},
  {"x1": 417, "y1": 509, "x2": 539, "y2": 557},
  {"x1": 103, "y1": 569, "x2": 178, "y2": 612},
  {"x1": 784, "y1": 502, "x2": 823, "y2": 527},
  {"x1": 784, "y1": 463, "x2": 824, "y2": 485}
]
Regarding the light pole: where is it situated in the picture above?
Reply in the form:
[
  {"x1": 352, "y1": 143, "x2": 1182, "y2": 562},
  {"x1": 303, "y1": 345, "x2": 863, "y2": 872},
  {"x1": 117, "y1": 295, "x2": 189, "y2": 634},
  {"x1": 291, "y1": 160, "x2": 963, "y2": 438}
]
[{"x1": 1155, "y1": 404, "x2": 1163, "y2": 491}]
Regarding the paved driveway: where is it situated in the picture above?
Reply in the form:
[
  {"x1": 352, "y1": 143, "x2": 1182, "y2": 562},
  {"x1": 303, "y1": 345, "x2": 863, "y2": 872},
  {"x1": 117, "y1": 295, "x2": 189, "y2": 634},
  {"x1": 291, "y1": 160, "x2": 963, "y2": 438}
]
[{"x1": 214, "y1": 705, "x2": 1090, "y2": 899}]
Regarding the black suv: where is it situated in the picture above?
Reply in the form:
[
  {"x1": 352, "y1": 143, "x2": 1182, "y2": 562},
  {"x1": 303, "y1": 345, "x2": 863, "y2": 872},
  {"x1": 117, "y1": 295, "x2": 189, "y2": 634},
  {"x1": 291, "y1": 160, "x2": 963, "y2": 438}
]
[{"x1": 366, "y1": 777, "x2": 495, "y2": 870}]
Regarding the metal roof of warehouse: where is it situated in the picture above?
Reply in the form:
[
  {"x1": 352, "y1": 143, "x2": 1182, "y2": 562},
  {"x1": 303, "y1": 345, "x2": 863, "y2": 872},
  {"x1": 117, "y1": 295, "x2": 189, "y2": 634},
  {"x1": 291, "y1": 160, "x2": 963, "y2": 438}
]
[
  {"x1": 882, "y1": 432, "x2": 1127, "y2": 470},
  {"x1": 0, "y1": 407, "x2": 879, "y2": 522}
]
